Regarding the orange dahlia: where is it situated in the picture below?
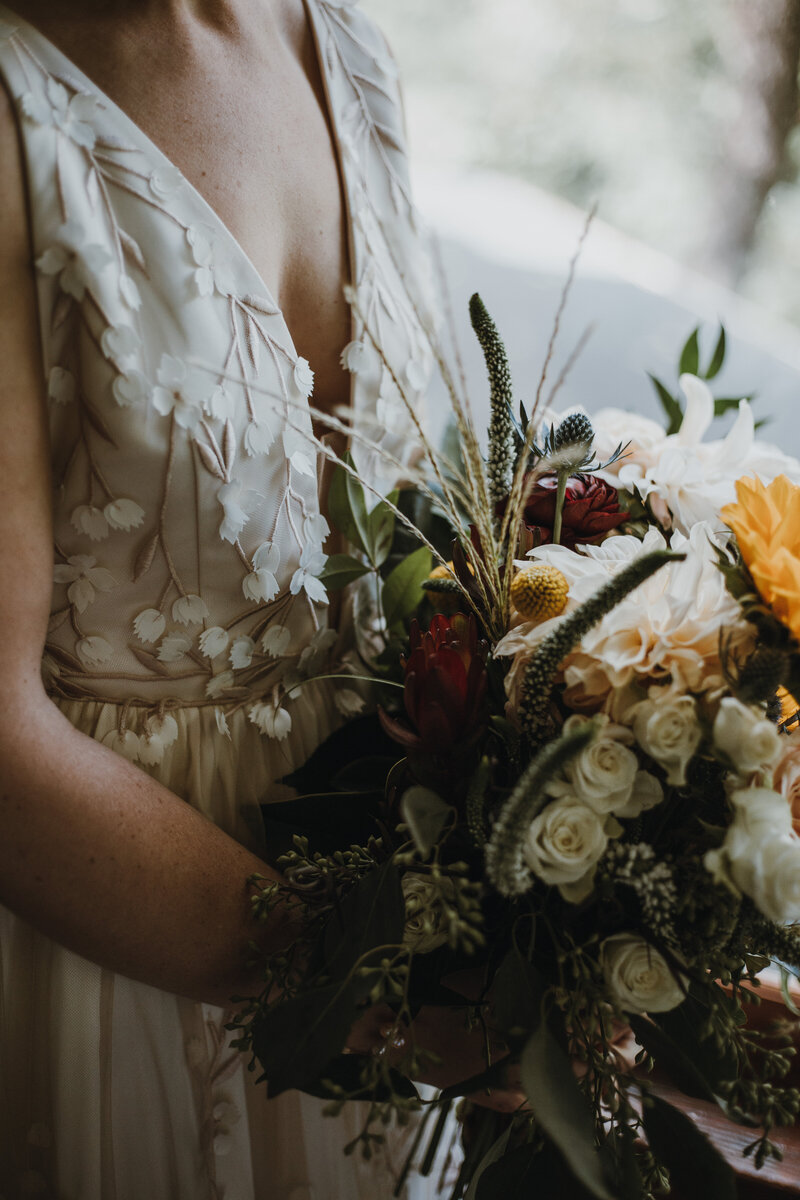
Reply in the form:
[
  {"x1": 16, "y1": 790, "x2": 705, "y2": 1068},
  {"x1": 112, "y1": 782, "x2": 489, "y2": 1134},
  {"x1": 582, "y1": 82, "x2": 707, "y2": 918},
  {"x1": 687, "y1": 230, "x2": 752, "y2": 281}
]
[{"x1": 721, "y1": 474, "x2": 800, "y2": 642}]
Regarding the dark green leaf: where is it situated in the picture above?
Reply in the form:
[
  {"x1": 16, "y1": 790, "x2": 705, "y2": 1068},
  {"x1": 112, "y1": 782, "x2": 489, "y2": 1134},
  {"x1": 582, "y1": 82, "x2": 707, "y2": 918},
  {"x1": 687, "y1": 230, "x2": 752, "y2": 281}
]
[
  {"x1": 648, "y1": 374, "x2": 683, "y2": 435},
  {"x1": 520, "y1": 1021, "x2": 613, "y2": 1198},
  {"x1": 327, "y1": 456, "x2": 370, "y2": 554},
  {"x1": 475, "y1": 1142, "x2": 543, "y2": 1198},
  {"x1": 365, "y1": 489, "x2": 399, "y2": 568},
  {"x1": 628, "y1": 1015, "x2": 716, "y2": 1102},
  {"x1": 253, "y1": 981, "x2": 359, "y2": 1096},
  {"x1": 281, "y1": 713, "x2": 398, "y2": 794},
  {"x1": 642, "y1": 1093, "x2": 737, "y2": 1200},
  {"x1": 382, "y1": 546, "x2": 433, "y2": 628},
  {"x1": 713, "y1": 395, "x2": 754, "y2": 417},
  {"x1": 679, "y1": 326, "x2": 700, "y2": 376},
  {"x1": 400, "y1": 786, "x2": 451, "y2": 857},
  {"x1": 492, "y1": 949, "x2": 545, "y2": 1036},
  {"x1": 654, "y1": 990, "x2": 738, "y2": 1090},
  {"x1": 323, "y1": 860, "x2": 406, "y2": 982},
  {"x1": 705, "y1": 325, "x2": 726, "y2": 380},
  {"x1": 319, "y1": 553, "x2": 372, "y2": 591},
  {"x1": 465, "y1": 1127, "x2": 512, "y2": 1200}
]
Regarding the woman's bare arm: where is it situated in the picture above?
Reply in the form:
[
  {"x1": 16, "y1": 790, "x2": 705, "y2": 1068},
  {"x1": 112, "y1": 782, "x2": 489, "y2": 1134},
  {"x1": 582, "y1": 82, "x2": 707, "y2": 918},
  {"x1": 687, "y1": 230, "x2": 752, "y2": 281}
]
[{"x1": 0, "y1": 87, "x2": 290, "y2": 1008}]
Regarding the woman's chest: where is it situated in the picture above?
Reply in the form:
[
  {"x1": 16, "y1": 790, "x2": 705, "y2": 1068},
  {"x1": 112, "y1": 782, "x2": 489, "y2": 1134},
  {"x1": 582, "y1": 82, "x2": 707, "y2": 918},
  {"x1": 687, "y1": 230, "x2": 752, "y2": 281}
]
[{"x1": 22, "y1": 5, "x2": 353, "y2": 413}]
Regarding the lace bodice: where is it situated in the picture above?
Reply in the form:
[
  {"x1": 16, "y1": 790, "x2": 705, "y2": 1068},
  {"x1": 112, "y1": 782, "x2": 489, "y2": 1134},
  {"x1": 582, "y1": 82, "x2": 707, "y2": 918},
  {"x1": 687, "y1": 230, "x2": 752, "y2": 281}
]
[{"x1": 0, "y1": 0, "x2": 436, "y2": 767}]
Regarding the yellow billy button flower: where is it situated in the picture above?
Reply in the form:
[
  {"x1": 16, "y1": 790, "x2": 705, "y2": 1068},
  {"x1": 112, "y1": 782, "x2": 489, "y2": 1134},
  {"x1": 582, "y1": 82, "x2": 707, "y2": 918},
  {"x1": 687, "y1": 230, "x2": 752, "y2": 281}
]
[
  {"x1": 510, "y1": 563, "x2": 569, "y2": 622},
  {"x1": 721, "y1": 475, "x2": 800, "y2": 642}
]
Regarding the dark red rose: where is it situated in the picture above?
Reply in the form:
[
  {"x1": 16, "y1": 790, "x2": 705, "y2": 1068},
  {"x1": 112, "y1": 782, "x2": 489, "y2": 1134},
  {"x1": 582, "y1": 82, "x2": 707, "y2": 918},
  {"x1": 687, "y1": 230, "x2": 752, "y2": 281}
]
[
  {"x1": 522, "y1": 472, "x2": 627, "y2": 550},
  {"x1": 379, "y1": 614, "x2": 488, "y2": 775}
]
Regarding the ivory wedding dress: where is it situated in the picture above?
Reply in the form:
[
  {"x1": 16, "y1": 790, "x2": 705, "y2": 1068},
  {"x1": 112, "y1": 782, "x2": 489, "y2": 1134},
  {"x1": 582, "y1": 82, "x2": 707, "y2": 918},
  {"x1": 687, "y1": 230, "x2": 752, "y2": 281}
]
[{"x1": 0, "y1": 3, "x2": 444, "y2": 1196}]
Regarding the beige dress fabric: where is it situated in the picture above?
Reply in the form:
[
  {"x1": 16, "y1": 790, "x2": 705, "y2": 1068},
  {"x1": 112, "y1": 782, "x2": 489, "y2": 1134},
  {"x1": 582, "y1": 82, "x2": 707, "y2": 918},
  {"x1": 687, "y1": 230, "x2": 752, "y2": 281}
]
[{"x1": 0, "y1": 3, "x2": 446, "y2": 1196}]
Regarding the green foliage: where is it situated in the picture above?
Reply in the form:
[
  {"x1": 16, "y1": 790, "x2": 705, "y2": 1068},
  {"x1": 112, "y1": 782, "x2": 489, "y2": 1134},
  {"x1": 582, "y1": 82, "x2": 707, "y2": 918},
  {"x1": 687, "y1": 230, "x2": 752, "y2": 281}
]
[
  {"x1": 327, "y1": 456, "x2": 398, "y2": 569},
  {"x1": 520, "y1": 1018, "x2": 614, "y2": 1199},
  {"x1": 319, "y1": 553, "x2": 372, "y2": 590},
  {"x1": 470, "y1": 292, "x2": 515, "y2": 513},
  {"x1": 381, "y1": 546, "x2": 433, "y2": 628},
  {"x1": 649, "y1": 323, "x2": 760, "y2": 436}
]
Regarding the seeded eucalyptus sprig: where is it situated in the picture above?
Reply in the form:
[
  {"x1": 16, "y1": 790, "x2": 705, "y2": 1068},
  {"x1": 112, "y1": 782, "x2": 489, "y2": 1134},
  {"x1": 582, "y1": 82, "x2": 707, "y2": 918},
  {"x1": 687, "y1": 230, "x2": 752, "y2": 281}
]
[{"x1": 519, "y1": 549, "x2": 685, "y2": 742}]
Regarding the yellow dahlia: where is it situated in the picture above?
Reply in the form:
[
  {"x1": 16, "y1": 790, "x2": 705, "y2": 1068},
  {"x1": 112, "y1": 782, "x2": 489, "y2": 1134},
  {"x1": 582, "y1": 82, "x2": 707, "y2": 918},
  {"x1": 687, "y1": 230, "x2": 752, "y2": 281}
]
[{"x1": 721, "y1": 474, "x2": 800, "y2": 642}]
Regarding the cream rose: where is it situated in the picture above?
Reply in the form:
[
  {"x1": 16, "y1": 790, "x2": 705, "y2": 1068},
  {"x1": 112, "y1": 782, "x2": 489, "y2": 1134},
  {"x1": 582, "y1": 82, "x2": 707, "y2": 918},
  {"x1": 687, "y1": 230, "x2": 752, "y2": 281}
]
[
  {"x1": 705, "y1": 787, "x2": 800, "y2": 923},
  {"x1": 774, "y1": 734, "x2": 800, "y2": 835},
  {"x1": 401, "y1": 873, "x2": 451, "y2": 954},
  {"x1": 632, "y1": 692, "x2": 702, "y2": 786},
  {"x1": 599, "y1": 933, "x2": 685, "y2": 1013},
  {"x1": 613, "y1": 770, "x2": 664, "y2": 819},
  {"x1": 713, "y1": 697, "x2": 781, "y2": 777},
  {"x1": 552, "y1": 714, "x2": 639, "y2": 815},
  {"x1": 522, "y1": 797, "x2": 614, "y2": 903}
]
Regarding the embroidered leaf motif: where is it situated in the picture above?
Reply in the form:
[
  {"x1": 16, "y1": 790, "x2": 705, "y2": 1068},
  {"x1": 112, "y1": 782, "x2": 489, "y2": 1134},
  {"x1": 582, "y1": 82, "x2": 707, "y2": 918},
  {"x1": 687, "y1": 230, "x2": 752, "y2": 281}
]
[
  {"x1": 196, "y1": 441, "x2": 226, "y2": 481},
  {"x1": 222, "y1": 420, "x2": 235, "y2": 474},
  {"x1": 51, "y1": 292, "x2": 73, "y2": 333},
  {"x1": 129, "y1": 644, "x2": 172, "y2": 677},
  {"x1": 82, "y1": 401, "x2": 117, "y2": 447},
  {"x1": 119, "y1": 228, "x2": 148, "y2": 276},
  {"x1": 133, "y1": 532, "x2": 159, "y2": 581}
]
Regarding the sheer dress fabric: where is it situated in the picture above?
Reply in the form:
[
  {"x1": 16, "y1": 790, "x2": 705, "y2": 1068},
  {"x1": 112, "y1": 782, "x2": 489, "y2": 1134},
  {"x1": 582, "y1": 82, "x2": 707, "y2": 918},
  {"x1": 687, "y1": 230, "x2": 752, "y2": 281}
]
[{"x1": 0, "y1": 2, "x2": 444, "y2": 1196}]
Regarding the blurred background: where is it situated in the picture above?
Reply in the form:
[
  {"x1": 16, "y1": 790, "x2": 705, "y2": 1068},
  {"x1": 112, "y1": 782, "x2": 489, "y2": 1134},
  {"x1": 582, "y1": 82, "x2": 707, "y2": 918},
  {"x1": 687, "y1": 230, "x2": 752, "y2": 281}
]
[{"x1": 362, "y1": 0, "x2": 800, "y2": 450}]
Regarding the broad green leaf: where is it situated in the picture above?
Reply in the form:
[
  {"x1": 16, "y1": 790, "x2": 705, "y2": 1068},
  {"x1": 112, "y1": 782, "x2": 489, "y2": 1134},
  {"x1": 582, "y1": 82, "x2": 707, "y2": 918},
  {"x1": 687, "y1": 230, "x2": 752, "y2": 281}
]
[
  {"x1": 365, "y1": 489, "x2": 399, "y2": 568},
  {"x1": 628, "y1": 1014, "x2": 716, "y2": 1102},
  {"x1": 253, "y1": 980, "x2": 359, "y2": 1096},
  {"x1": 705, "y1": 325, "x2": 726, "y2": 379},
  {"x1": 327, "y1": 456, "x2": 370, "y2": 554},
  {"x1": 400, "y1": 786, "x2": 451, "y2": 858},
  {"x1": 647, "y1": 374, "x2": 683, "y2": 435},
  {"x1": 520, "y1": 1020, "x2": 613, "y2": 1199},
  {"x1": 323, "y1": 860, "x2": 406, "y2": 983},
  {"x1": 319, "y1": 553, "x2": 371, "y2": 591},
  {"x1": 642, "y1": 1093, "x2": 737, "y2": 1200},
  {"x1": 382, "y1": 546, "x2": 432, "y2": 628},
  {"x1": 679, "y1": 326, "x2": 700, "y2": 376}
]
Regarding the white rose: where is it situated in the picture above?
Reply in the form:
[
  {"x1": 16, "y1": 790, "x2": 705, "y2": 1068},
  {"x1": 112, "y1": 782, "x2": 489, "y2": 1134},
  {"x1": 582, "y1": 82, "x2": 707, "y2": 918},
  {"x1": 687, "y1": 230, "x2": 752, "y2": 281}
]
[
  {"x1": 705, "y1": 787, "x2": 800, "y2": 922},
  {"x1": 553, "y1": 715, "x2": 639, "y2": 815},
  {"x1": 600, "y1": 933, "x2": 685, "y2": 1014},
  {"x1": 632, "y1": 693, "x2": 702, "y2": 786},
  {"x1": 713, "y1": 697, "x2": 781, "y2": 777},
  {"x1": 522, "y1": 798, "x2": 614, "y2": 903},
  {"x1": 401, "y1": 873, "x2": 453, "y2": 954}
]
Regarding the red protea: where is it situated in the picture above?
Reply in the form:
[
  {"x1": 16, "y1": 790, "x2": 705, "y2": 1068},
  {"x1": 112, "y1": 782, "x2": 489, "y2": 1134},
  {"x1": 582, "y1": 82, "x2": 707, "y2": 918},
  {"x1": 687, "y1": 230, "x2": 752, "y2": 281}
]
[{"x1": 379, "y1": 614, "x2": 489, "y2": 790}]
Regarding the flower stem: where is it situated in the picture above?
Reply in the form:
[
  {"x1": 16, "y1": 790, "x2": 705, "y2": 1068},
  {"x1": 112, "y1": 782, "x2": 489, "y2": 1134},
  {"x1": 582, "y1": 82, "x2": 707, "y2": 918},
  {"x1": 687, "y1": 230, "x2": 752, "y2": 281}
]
[{"x1": 552, "y1": 468, "x2": 569, "y2": 546}]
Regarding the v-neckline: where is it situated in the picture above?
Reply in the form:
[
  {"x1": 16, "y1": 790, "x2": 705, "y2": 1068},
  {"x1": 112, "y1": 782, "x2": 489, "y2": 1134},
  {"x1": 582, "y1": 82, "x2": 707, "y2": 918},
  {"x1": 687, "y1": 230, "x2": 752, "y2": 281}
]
[{"x1": 1, "y1": 0, "x2": 358, "y2": 390}]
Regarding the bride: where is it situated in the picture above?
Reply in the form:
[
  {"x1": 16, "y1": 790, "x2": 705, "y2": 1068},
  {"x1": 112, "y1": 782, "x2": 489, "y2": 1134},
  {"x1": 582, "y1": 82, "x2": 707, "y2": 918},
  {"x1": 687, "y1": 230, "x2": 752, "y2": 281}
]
[{"x1": 0, "y1": 0, "x2": 521, "y2": 1196}]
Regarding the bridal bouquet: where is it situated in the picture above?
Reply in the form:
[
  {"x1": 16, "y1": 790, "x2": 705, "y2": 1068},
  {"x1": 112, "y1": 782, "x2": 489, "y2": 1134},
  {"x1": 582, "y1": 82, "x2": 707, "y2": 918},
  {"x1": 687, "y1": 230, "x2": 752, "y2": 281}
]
[{"x1": 232, "y1": 298, "x2": 800, "y2": 1199}]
